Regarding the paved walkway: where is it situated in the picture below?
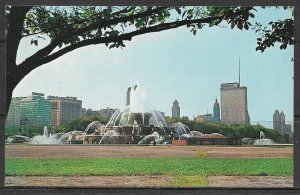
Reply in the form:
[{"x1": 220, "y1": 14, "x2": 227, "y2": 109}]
[
  {"x1": 5, "y1": 176, "x2": 293, "y2": 187},
  {"x1": 5, "y1": 145, "x2": 293, "y2": 158}
]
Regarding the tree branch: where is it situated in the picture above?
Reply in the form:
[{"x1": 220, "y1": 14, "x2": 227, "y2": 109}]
[
  {"x1": 17, "y1": 7, "x2": 253, "y2": 78},
  {"x1": 56, "y1": 6, "x2": 167, "y2": 43},
  {"x1": 19, "y1": 14, "x2": 222, "y2": 73},
  {"x1": 18, "y1": 6, "x2": 167, "y2": 67},
  {"x1": 111, "y1": 6, "x2": 135, "y2": 16}
]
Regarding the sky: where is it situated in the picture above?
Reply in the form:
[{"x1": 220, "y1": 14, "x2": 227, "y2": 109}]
[{"x1": 13, "y1": 7, "x2": 294, "y2": 128}]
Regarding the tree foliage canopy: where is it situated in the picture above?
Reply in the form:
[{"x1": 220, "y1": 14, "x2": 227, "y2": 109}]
[
  {"x1": 5, "y1": 6, "x2": 294, "y2": 115},
  {"x1": 164, "y1": 116, "x2": 292, "y2": 143}
]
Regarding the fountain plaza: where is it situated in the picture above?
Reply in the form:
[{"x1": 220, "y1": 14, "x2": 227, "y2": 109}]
[{"x1": 6, "y1": 83, "x2": 278, "y2": 146}]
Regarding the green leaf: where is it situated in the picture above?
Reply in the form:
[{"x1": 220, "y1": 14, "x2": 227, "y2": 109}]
[
  {"x1": 231, "y1": 22, "x2": 235, "y2": 29},
  {"x1": 193, "y1": 30, "x2": 197, "y2": 36},
  {"x1": 109, "y1": 43, "x2": 116, "y2": 49},
  {"x1": 149, "y1": 18, "x2": 157, "y2": 25},
  {"x1": 237, "y1": 23, "x2": 243, "y2": 30},
  {"x1": 214, "y1": 19, "x2": 221, "y2": 25},
  {"x1": 129, "y1": 8, "x2": 134, "y2": 15}
]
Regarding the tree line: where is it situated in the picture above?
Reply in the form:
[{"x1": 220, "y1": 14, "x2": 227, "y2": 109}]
[{"x1": 165, "y1": 116, "x2": 292, "y2": 143}]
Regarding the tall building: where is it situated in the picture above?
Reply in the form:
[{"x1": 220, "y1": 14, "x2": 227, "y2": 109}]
[
  {"x1": 273, "y1": 110, "x2": 280, "y2": 131},
  {"x1": 273, "y1": 110, "x2": 291, "y2": 133},
  {"x1": 5, "y1": 97, "x2": 22, "y2": 127},
  {"x1": 47, "y1": 96, "x2": 82, "y2": 127},
  {"x1": 172, "y1": 100, "x2": 180, "y2": 118},
  {"x1": 220, "y1": 82, "x2": 250, "y2": 124},
  {"x1": 279, "y1": 111, "x2": 285, "y2": 133},
  {"x1": 213, "y1": 98, "x2": 220, "y2": 122},
  {"x1": 20, "y1": 92, "x2": 52, "y2": 127}
]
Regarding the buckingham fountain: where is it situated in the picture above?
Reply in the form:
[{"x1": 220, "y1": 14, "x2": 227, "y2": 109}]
[
  {"x1": 99, "y1": 83, "x2": 170, "y2": 144},
  {"x1": 97, "y1": 83, "x2": 224, "y2": 145}
]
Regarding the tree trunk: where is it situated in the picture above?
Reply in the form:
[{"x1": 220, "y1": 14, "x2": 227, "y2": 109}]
[
  {"x1": 5, "y1": 6, "x2": 32, "y2": 117},
  {"x1": 5, "y1": 66, "x2": 18, "y2": 117},
  {"x1": 6, "y1": 85, "x2": 13, "y2": 118},
  {"x1": 5, "y1": 64, "x2": 28, "y2": 117}
]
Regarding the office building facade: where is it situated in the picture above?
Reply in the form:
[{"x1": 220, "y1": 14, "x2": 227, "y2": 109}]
[
  {"x1": 48, "y1": 96, "x2": 82, "y2": 127},
  {"x1": 20, "y1": 92, "x2": 52, "y2": 127},
  {"x1": 172, "y1": 100, "x2": 180, "y2": 118},
  {"x1": 5, "y1": 97, "x2": 22, "y2": 127},
  {"x1": 220, "y1": 82, "x2": 250, "y2": 124}
]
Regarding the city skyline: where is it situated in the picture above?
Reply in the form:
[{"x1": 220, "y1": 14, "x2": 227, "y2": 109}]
[
  {"x1": 8, "y1": 89, "x2": 293, "y2": 129},
  {"x1": 11, "y1": 7, "x2": 293, "y2": 127}
]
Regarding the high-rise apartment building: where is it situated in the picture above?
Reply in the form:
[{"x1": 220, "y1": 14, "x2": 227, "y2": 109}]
[
  {"x1": 47, "y1": 96, "x2": 82, "y2": 127},
  {"x1": 172, "y1": 100, "x2": 180, "y2": 118},
  {"x1": 5, "y1": 97, "x2": 22, "y2": 127},
  {"x1": 20, "y1": 92, "x2": 52, "y2": 127},
  {"x1": 220, "y1": 82, "x2": 250, "y2": 124},
  {"x1": 213, "y1": 98, "x2": 220, "y2": 122}
]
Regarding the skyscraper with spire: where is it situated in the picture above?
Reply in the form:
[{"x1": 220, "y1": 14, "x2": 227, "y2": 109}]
[
  {"x1": 220, "y1": 58, "x2": 250, "y2": 125},
  {"x1": 172, "y1": 100, "x2": 180, "y2": 118},
  {"x1": 213, "y1": 98, "x2": 220, "y2": 122}
]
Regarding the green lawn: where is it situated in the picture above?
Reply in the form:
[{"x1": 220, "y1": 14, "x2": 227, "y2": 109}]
[{"x1": 5, "y1": 157, "x2": 292, "y2": 177}]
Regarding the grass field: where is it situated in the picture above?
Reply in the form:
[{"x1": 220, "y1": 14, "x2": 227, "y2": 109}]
[{"x1": 6, "y1": 157, "x2": 293, "y2": 177}]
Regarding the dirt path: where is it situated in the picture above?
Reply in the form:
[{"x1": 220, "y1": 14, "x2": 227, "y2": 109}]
[
  {"x1": 5, "y1": 176, "x2": 293, "y2": 187},
  {"x1": 208, "y1": 176, "x2": 293, "y2": 187},
  {"x1": 5, "y1": 145, "x2": 293, "y2": 158}
]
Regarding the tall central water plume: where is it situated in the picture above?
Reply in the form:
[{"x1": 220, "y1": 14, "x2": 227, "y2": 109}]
[
  {"x1": 105, "y1": 81, "x2": 167, "y2": 128},
  {"x1": 101, "y1": 81, "x2": 169, "y2": 144}
]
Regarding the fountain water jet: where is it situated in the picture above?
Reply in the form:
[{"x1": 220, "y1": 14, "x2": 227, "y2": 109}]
[
  {"x1": 253, "y1": 131, "x2": 274, "y2": 145},
  {"x1": 102, "y1": 82, "x2": 169, "y2": 144},
  {"x1": 30, "y1": 126, "x2": 61, "y2": 144}
]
